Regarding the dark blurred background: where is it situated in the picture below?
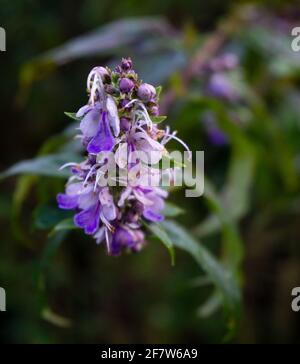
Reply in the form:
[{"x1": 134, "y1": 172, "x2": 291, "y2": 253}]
[{"x1": 1, "y1": 0, "x2": 300, "y2": 344}]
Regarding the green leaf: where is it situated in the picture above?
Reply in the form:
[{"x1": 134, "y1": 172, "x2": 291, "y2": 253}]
[
  {"x1": 161, "y1": 220, "x2": 241, "y2": 316},
  {"x1": 49, "y1": 218, "x2": 78, "y2": 236},
  {"x1": 33, "y1": 205, "x2": 73, "y2": 230},
  {"x1": 155, "y1": 85, "x2": 163, "y2": 99},
  {"x1": 197, "y1": 291, "x2": 222, "y2": 318},
  {"x1": 20, "y1": 17, "x2": 175, "y2": 89},
  {"x1": 39, "y1": 231, "x2": 67, "y2": 271},
  {"x1": 38, "y1": 219, "x2": 77, "y2": 276},
  {"x1": 195, "y1": 178, "x2": 244, "y2": 270},
  {"x1": 41, "y1": 308, "x2": 72, "y2": 328},
  {"x1": 163, "y1": 202, "x2": 185, "y2": 217},
  {"x1": 64, "y1": 112, "x2": 81, "y2": 121},
  {"x1": 146, "y1": 222, "x2": 175, "y2": 266},
  {"x1": 11, "y1": 175, "x2": 38, "y2": 246},
  {"x1": 151, "y1": 115, "x2": 167, "y2": 124},
  {"x1": 0, "y1": 153, "x2": 81, "y2": 180},
  {"x1": 181, "y1": 99, "x2": 253, "y2": 269}
]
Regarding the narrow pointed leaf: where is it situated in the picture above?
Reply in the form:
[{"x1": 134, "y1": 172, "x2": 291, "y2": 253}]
[
  {"x1": 146, "y1": 222, "x2": 175, "y2": 266},
  {"x1": 161, "y1": 220, "x2": 241, "y2": 316}
]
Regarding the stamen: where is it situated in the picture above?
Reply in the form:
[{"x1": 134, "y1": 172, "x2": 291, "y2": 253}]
[
  {"x1": 88, "y1": 69, "x2": 105, "y2": 105},
  {"x1": 59, "y1": 162, "x2": 79, "y2": 170},
  {"x1": 162, "y1": 130, "x2": 192, "y2": 160},
  {"x1": 128, "y1": 99, "x2": 153, "y2": 130},
  {"x1": 105, "y1": 228, "x2": 111, "y2": 254},
  {"x1": 94, "y1": 169, "x2": 106, "y2": 191},
  {"x1": 101, "y1": 211, "x2": 114, "y2": 231},
  {"x1": 83, "y1": 163, "x2": 99, "y2": 185}
]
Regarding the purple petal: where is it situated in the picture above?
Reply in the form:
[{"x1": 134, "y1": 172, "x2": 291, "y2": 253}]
[
  {"x1": 94, "y1": 226, "x2": 105, "y2": 244},
  {"x1": 143, "y1": 208, "x2": 164, "y2": 222},
  {"x1": 87, "y1": 112, "x2": 115, "y2": 154},
  {"x1": 57, "y1": 193, "x2": 78, "y2": 210},
  {"x1": 78, "y1": 189, "x2": 99, "y2": 210},
  {"x1": 99, "y1": 188, "x2": 117, "y2": 221},
  {"x1": 207, "y1": 73, "x2": 236, "y2": 101},
  {"x1": 207, "y1": 127, "x2": 228, "y2": 146},
  {"x1": 106, "y1": 95, "x2": 120, "y2": 137},
  {"x1": 102, "y1": 204, "x2": 117, "y2": 221},
  {"x1": 66, "y1": 182, "x2": 82, "y2": 195},
  {"x1": 76, "y1": 104, "x2": 91, "y2": 118},
  {"x1": 116, "y1": 228, "x2": 135, "y2": 247},
  {"x1": 79, "y1": 108, "x2": 101, "y2": 138},
  {"x1": 110, "y1": 227, "x2": 134, "y2": 255},
  {"x1": 74, "y1": 203, "x2": 101, "y2": 235}
]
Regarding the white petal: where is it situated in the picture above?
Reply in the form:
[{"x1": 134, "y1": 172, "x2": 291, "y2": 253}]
[
  {"x1": 94, "y1": 226, "x2": 105, "y2": 244},
  {"x1": 79, "y1": 109, "x2": 100, "y2": 138},
  {"x1": 106, "y1": 95, "x2": 120, "y2": 137},
  {"x1": 76, "y1": 104, "x2": 90, "y2": 118},
  {"x1": 66, "y1": 182, "x2": 83, "y2": 195},
  {"x1": 115, "y1": 142, "x2": 128, "y2": 169},
  {"x1": 118, "y1": 187, "x2": 132, "y2": 207}
]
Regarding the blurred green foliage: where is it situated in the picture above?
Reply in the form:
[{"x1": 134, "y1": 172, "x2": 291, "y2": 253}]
[{"x1": 1, "y1": 1, "x2": 300, "y2": 344}]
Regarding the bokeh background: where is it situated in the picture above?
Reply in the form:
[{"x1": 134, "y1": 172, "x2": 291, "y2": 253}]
[{"x1": 1, "y1": 0, "x2": 300, "y2": 344}]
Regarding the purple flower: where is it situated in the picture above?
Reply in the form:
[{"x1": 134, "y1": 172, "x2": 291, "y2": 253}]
[
  {"x1": 58, "y1": 58, "x2": 190, "y2": 256},
  {"x1": 142, "y1": 188, "x2": 167, "y2": 222},
  {"x1": 57, "y1": 182, "x2": 82, "y2": 210},
  {"x1": 57, "y1": 182, "x2": 97, "y2": 221},
  {"x1": 119, "y1": 98, "x2": 131, "y2": 110},
  {"x1": 202, "y1": 111, "x2": 228, "y2": 146},
  {"x1": 74, "y1": 187, "x2": 116, "y2": 235},
  {"x1": 121, "y1": 57, "x2": 133, "y2": 71},
  {"x1": 87, "y1": 111, "x2": 115, "y2": 154},
  {"x1": 120, "y1": 117, "x2": 131, "y2": 132},
  {"x1": 207, "y1": 73, "x2": 237, "y2": 102},
  {"x1": 118, "y1": 185, "x2": 167, "y2": 223},
  {"x1": 137, "y1": 83, "x2": 156, "y2": 102},
  {"x1": 149, "y1": 105, "x2": 159, "y2": 116},
  {"x1": 207, "y1": 127, "x2": 228, "y2": 146},
  {"x1": 79, "y1": 106, "x2": 101, "y2": 139},
  {"x1": 74, "y1": 202, "x2": 101, "y2": 235},
  {"x1": 203, "y1": 53, "x2": 238, "y2": 73},
  {"x1": 115, "y1": 122, "x2": 165, "y2": 170},
  {"x1": 106, "y1": 95, "x2": 120, "y2": 137},
  {"x1": 119, "y1": 78, "x2": 134, "y2": 93},
  {"x1": 88, "y1": 66, "x2": 110, "y2": 85},
  {"x1": 109, "y1": 225, "x2": 145, "y2": 256}
]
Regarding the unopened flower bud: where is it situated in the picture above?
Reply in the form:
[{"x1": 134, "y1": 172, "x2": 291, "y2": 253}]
[
  {"x1": 119, "y1": 98, "x2": 132, "y2": 110},
  {"x1": 114, "y1": 65, "x2": 122, "y2": 74},
  {"x1": 88, "y1": 154, "x2": 97, "y2": 165},
  {"x1": 121, "y1": 57, "x2": 133, "y2": 71},
  {"x1": 95, "y1": 66, "x2": 110, "y2": 83},
  {"x1": 120, "y1": 117, "x2": 131, "y2": 132},
  {"x1": 207, "y1": 73, "x2": 237, "y2": 101},
  {"x1": 137, "y1": 83, "x2": 156, "y2": 102},
  {"x1": 222, "y1": 54, "x2": 238, "y2": 70},
  {"x1": 119, "y1": 78, "x2": 135, "y2": 93},
  {"x1": 149, "y1": 105, "x2": 159, "y2": 116},
  {"x1": 105, "y1": 84, "x2": 120, "y2": 97}
]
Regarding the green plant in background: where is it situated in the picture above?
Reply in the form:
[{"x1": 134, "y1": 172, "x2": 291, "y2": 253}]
[{"x1": 1, "y1": 4, "x2": 300, "y2": 343}]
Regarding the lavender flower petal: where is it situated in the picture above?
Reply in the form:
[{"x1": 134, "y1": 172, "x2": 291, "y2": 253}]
[
  {"x1": 74, "y1": 202, "x2": 101, "y2": 235},
  {"x1": 56, "y1": 193, "x2": 78, "y2": 210},
  {"x1": 87, "y1": 112, "x2": 115, "y2": 154},
  {"x1": 79, "y1": 108, "x2": 101, "y2": 138}
]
